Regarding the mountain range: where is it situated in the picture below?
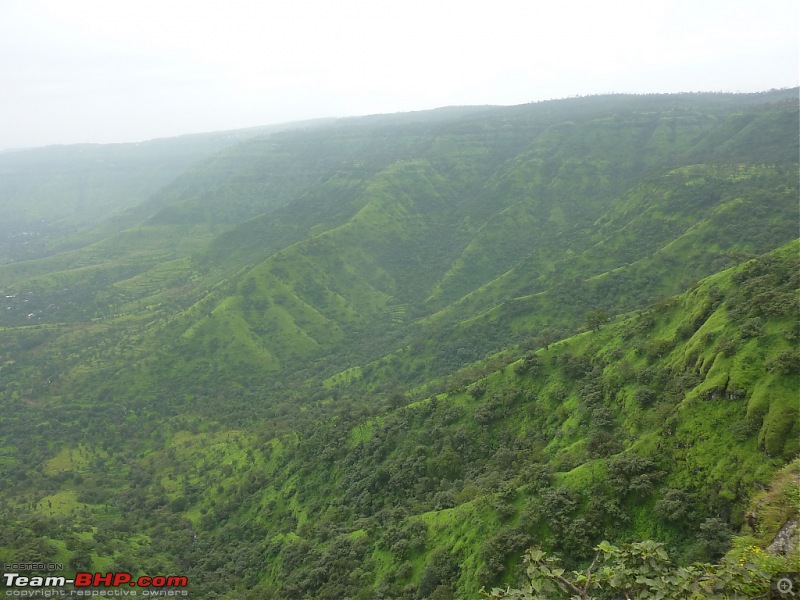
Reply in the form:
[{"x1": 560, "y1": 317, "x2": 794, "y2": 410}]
[{"x1": 0, "y1": 89, "x2": 797, "y2": 599}]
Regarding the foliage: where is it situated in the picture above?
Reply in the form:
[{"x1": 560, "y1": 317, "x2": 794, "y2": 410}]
[
  {"x1": 480, "y1": 540, "x2": 773, "y2": 599},
  {"x1": 586, "y1": 309, "x2": 612, "y2": 332}
]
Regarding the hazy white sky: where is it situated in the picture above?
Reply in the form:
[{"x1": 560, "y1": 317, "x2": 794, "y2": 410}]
[{"x1": 1, "y1": 0, "x2": 797, "y2": 149}]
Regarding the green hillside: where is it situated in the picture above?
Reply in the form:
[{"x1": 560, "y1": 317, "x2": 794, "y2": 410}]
[{"x1": 0, "y1": 90, "x2": 797, "y2": 599}]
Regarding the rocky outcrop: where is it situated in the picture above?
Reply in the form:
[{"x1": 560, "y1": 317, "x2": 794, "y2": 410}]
[{"x1": 769, "y1": 518, "x2": 799, "y2": 557}]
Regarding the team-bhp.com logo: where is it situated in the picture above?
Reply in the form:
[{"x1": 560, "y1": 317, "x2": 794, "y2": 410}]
[{"x1": 4, "y1": 572, "x2": 188, "y2": 595}]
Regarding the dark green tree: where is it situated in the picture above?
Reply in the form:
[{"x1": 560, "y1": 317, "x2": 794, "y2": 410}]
[{"x1": 586, "y1": 309, "x2": 611, "y2": 332}]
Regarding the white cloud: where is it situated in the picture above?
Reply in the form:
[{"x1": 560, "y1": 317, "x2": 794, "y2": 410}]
[{"x1": 0, "y1": 0, "x2": 797, "y2": 148}]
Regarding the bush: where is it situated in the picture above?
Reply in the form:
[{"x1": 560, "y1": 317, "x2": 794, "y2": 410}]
[
  {"x1": 766, "y1": 349, "x2": 800, "y2": 375},
  {"x1": 655, "y1": 488, "x2": 694, "y2": 523},
  {"x1": 715, "y1": 335, "x2": 739, "y2": 357},
  {"x1": 606, "y1": 453, "x2": 661, "y2": 498},
  {"x1": 633, "y1": 387, "x2": 657, "y2": 406},
  {"x1": 740, "y1": 317, "x2": 764, "y2": 339},
  {"x1": 480, "y1": 540, "x2": 774, "y2": 599},
  {"x1": 417, "y1": 549, "x2": 460, "y2": 599}
]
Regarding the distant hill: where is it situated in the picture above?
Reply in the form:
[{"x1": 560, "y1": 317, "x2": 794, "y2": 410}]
[{"x1": 0, "y1": 119, "x2": 334, "y2": 263}]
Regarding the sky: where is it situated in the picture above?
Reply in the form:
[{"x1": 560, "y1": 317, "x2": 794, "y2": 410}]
[{"x1": 1, "y1": 0, "x2": 798, "y2": 150}]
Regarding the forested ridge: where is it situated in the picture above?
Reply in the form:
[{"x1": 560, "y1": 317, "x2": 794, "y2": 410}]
[{"x1": 0, "y1": 90, "x2": 797, "y2": 598}]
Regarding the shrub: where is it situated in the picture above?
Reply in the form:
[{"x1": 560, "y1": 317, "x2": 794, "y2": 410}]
[
  {"x1": 766, "y1": 349, "x2": 800, "y2": 375},
  {"x1": 740, "y1": 317, "x2": 764, "y2": 339},
  {"x1": 480, "y1": 540, "x2": 774, "y2": 599}
]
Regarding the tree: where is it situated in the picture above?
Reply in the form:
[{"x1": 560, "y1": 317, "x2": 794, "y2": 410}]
[
  {"x1": 68, "y1": 550, "x2": 93, "y2": 571},
  {"x1": 586, "y1": 309, "x2": 611, "y2": 332},
  {"x1": 515, "y1": 351, "x2": 542, "y2": 376},
  {"x1": 535, "y1": 328, "x2": 559, "y2": 351},
  {"x1": 417, "y1": 548, "x2": 460, "y2": 599}
]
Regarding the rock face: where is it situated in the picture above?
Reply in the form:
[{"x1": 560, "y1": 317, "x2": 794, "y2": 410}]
[{"x1": 769, "y1": 519, "x2": 799, "y2": 557}]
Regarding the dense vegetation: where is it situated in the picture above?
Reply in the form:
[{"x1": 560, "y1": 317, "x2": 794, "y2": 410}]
[{"x1": 0, "y1": 90, "x2": 797, "y2": 598}]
